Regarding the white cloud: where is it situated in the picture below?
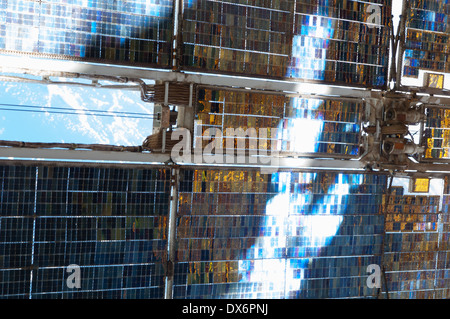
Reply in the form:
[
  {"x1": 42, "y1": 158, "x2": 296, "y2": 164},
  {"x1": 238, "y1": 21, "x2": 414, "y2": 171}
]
[
  {"x1": 47, "y1": 85, "x2": 111, "y2": 144},
  {"x1": 0, "y1": 79, "x2": 153, "y2": 145}
]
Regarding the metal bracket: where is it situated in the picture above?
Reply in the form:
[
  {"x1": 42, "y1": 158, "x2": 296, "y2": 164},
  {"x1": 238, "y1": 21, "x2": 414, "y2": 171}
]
[{"x1": 165, "y1": 260, "x2": 174, "y2": 278}]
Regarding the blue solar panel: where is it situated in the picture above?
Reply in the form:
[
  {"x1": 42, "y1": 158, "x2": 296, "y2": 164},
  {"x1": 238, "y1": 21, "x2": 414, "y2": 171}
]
[{"x1": 0, "y1": 0, "x2": 174, "y2": 67}]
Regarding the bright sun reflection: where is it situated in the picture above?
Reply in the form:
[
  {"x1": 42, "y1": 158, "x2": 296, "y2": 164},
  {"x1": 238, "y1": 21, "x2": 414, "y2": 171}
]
[
  {"x1": 287, "y1": 15, "x2": 335, "y2": 81},
  {"x1": 238, "y1": 172, "x2": 349, "y2": 297}
]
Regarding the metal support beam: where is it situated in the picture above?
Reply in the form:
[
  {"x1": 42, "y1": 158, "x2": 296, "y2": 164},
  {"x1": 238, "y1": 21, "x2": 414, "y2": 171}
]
[
  {"x1": 4, "y1": 145, "x2": 450, "y2": 174},
  {"x1": 0, "y1": 147, "x2": 172, "y2": 164},
  {"x1": 0, "y1": 146, "x2": 367, "y2": 170},
  {"x1": 165, "y1": 166, "x2": 180, "y2": 299},
  {"x1": 0, "y1": 55, "x2": 378, "y2": 98},
  {"x1": 189, "y1": 83, "x2": 193, "y2": 108},
  {"x1": 5, "y1": 145, "x2": 450, "y2": 178}
]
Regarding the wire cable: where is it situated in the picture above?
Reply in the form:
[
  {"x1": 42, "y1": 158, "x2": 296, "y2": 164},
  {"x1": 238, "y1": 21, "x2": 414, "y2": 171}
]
[
  {"x1": 0, "y1": 103, "x2": 156, "y2": 120},
  {"x1": 0, "y1": 107, "x2": 154, "y2": 120}
]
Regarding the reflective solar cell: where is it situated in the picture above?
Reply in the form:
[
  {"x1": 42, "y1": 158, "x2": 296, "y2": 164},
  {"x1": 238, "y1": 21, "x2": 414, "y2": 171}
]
[
  {"x1": 182, "y1": 0, "x2": 391, "y2": 88},
  {"x1": 195, "y1": 88, "x2": 363, "y2": 158},
  {"x1": 423, "y1": 107, "x2": 450, "y2": 159},
  {"x1": 403, "y1": 0, "x2": 450, "y2": 77},
  {"x1": 0, "y1": 0, "x2": 174, "y2": 67}
]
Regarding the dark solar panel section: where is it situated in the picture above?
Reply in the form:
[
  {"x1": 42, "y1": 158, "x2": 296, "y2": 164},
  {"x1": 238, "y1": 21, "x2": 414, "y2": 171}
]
[
  {"x1": 0, "y1": 166, "x2": 35, "y2": 297},
  {"x1": 0, "y1": 165, "x2": 170, "y2": 299}
]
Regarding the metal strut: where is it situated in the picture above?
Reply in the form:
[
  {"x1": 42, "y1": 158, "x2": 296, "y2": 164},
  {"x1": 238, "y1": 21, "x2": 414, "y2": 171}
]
[{"x1": 164, "y1": 165, "x2": 180, "y2": 299}]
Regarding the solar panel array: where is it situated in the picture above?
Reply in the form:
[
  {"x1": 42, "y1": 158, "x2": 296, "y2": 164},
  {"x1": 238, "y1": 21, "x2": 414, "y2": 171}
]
[
  {"x1": 1, "y1": 164, "x2": 450, "y2": 299},
  {"x1": 0, "y1": 0, "x2": 174, "y2": 67},
  {"x1": 0, "y1": 165, "x2": 170, "y2": 298},
  {"x1": 175, "y1": 169, "x2": 387, "y2": 298},
  {"x1": 383, "y1": 186, "x2": 445, "y2": 298},
  {"x1": 1, "y1": 0, "x2": 391, "y2": 88},
  {"x1": 2, "y1": 0, "x2": 450, "y2": 300},
  {"x1": 195, "y1": 88, "x2": 362, "y2": 158},
  {"x1": 403, "y1": 0, "x2": 450, "y2": 78},
  {"x1": 182, "y1": 0, "x2": 392, "y2": 88},
  {"x1": 423, "y1": 107, "x2": 450, "y2": 160}
]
